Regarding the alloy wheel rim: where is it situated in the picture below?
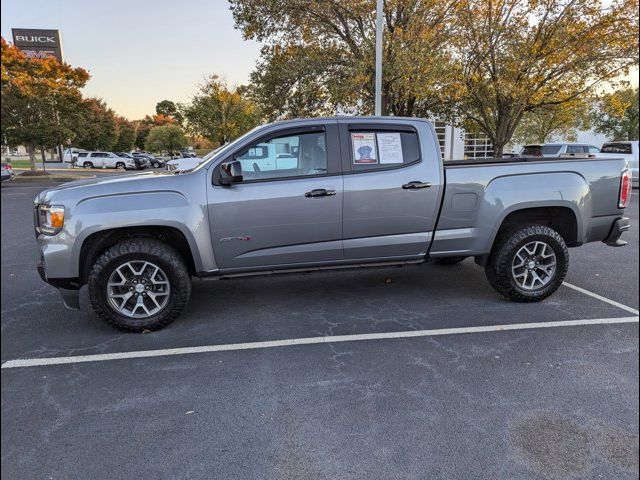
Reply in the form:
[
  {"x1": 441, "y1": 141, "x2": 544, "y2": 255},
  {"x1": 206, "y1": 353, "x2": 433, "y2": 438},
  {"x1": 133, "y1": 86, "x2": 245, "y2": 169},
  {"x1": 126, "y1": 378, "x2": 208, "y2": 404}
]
[
  {"x1": 511, "y1": 241, "x2": 557, "y2": 290},
  {"x1": 107, "y1": 260, "x2": 170, "y2": 318}
]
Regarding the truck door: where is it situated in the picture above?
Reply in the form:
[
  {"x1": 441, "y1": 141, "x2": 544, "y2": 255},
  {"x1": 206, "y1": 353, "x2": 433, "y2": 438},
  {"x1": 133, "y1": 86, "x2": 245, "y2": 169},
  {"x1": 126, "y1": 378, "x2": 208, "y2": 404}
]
[
  {"x1": 207, "y1": 122, "x2": 344, "y2": 270},
  {"x1": 338, "y1": 120, "x2": 443, "y2": 260}
]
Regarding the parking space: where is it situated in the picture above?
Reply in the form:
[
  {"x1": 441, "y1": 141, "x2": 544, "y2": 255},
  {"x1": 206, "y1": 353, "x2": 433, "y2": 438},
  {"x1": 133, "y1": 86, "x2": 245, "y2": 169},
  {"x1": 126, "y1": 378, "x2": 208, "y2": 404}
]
[{"x1": 1, "y1": 182, "x2": 638, "y2": 479}]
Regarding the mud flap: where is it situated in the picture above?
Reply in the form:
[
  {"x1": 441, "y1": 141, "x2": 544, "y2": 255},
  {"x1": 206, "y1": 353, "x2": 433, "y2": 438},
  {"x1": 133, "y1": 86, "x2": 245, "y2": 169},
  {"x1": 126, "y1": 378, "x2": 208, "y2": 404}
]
[{"x1": 59, "y1": 288, "x2": 80, "y2": 310}]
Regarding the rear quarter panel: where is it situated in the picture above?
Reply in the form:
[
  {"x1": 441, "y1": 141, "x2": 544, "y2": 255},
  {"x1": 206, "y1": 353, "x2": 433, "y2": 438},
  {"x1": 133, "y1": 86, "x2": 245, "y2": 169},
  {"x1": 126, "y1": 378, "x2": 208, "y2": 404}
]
[{"x1": 430, "y1": 158, "x2": 627, "y2": 256}]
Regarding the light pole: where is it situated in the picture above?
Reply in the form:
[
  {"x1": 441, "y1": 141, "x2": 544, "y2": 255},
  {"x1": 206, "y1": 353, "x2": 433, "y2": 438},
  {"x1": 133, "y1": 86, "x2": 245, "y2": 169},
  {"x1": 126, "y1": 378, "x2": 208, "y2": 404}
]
[{"x1": 374, "y1": 0, "x2": 383, "y2": 116}]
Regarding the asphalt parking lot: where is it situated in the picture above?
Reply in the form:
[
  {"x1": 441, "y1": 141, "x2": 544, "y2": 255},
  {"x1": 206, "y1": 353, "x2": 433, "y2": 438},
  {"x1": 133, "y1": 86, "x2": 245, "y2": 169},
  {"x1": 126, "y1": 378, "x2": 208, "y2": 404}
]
[{"x1": 1, "y1": 181, "x2": 638, "y2": 479}]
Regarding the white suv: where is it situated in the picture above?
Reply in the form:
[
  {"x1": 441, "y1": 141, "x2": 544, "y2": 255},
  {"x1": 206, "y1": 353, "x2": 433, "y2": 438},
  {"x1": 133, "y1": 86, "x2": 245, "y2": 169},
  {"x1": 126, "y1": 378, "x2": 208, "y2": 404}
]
[{"x1": 79, "y1": 152, "x2": 135, "y2": 170}]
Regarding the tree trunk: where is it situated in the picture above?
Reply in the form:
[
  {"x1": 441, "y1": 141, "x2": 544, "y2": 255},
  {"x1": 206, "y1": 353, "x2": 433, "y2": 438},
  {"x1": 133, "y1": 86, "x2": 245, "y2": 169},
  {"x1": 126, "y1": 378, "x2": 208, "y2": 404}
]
[
  {"x1": 40, "y1": 147, "x2": 46, "y2": 163},
  {"x1": 27, "y1": 145, "x2": 37, "y2": 172}
]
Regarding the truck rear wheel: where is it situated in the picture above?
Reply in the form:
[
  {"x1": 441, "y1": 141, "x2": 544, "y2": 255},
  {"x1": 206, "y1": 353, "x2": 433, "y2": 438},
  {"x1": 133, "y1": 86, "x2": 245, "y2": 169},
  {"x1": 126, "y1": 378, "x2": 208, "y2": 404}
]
[
  {"x1": 87, "y1": 238, "x2": 191, "y2": 332},
  {"x1": 485, "y1": 225, "x2": 568, "y2": 302}
]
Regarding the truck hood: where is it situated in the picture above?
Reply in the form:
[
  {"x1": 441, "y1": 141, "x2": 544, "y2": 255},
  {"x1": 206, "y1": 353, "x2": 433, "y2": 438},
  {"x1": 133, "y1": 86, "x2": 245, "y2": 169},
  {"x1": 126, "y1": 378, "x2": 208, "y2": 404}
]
[{"x1": 35, "y1": 170, "x2": 200, "y2": 206}]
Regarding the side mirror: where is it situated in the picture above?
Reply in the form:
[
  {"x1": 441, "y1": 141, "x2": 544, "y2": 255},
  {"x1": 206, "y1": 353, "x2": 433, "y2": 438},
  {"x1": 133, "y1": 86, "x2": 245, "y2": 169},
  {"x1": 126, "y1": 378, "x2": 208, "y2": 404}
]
[{"x1": 219, "y1": 160, "x2": 243, "y2": 186}]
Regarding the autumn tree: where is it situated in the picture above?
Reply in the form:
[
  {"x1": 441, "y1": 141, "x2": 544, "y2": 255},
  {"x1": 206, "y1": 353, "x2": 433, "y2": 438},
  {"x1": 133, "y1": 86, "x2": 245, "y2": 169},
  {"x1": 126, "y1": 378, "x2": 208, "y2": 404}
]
[
  {"x1": 113, "y1": 116, "x2": 137, "y2": 152},
  {"x1": 230, "y1": 0, "x2": 460, "y2": 120},
  {"x1": 1, "y1": 37, "x2": 89, "y2": 170},
  {"x1": 156, "y1": 99, "x2": 183, "y2": 124},
  {"x1": 74, "y1": 98, "x2": 118, "y2": 151},
  {"x1": 590, "y1": 87, "x2": 639, "y2": 141},
  {"x1": 453, "y1": 0, "x2": 639, "y2": 156},
  {"x1": 511, "y1": 98, "x2": 592, "y2": 145},
  {"x1": 145, "y1": 124, "x2": 188, "y2": 155},
  {"x1": 183, "y1": 75, "x2": 259, "y2": 145}
]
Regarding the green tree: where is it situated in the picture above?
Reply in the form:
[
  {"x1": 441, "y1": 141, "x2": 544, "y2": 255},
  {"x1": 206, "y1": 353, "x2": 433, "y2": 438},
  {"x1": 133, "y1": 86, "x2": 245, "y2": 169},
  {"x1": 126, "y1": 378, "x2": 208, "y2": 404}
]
[
  {"x1": 155, "y1": 99, "x2": 183, "y2": 124},
  {"x1": 145, "y1": 124, "x2": 188, "y2": 155},
  {"x1": 453, "y1": 0, "x2": 638, "y2": 156},
  {"x1": 511, "y1": 98, "x2": 592, "y2": 145},
  {"x1": 1, "y1": 37, "x2": 89, "y2": 170},
  {"x1": 590, "y1": 87, "x2": 639, "y2": 141},
  {"x1": 230, "y1": 0, "x2": 460, "y2": 120},
  {"x1": 74, "y1": 98, "x2": 118, "y2": 151},
  {"x1": 113, "y1": 116, "x2": 137, "y2": 152},
  {"x1": 183, "y1": 75, "x2": 259, "y2": 145}
]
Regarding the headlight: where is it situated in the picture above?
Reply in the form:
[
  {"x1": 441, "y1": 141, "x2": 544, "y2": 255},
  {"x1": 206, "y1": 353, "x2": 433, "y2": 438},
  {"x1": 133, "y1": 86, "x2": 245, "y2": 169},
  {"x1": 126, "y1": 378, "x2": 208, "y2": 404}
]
[{"x1": 36, "y1": 205, "x2": 65, "y2": 235}]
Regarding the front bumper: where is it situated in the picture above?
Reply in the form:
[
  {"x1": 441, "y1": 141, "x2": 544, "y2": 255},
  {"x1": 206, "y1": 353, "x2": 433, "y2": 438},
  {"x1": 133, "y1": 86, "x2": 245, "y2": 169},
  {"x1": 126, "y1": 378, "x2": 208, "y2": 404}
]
[
  {"x1": 603, "y1": 217, "x2": 630, "y2": 247},
  {"x1": 37, "y1": 258, "x2": 81, "y2": 310}
]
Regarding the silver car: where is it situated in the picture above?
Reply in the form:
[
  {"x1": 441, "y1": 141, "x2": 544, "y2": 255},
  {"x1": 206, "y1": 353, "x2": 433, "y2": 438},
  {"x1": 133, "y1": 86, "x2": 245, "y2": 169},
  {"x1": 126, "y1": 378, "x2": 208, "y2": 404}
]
[{"x1": 521, "y1": 143, "x2": 600, "y2": 157}]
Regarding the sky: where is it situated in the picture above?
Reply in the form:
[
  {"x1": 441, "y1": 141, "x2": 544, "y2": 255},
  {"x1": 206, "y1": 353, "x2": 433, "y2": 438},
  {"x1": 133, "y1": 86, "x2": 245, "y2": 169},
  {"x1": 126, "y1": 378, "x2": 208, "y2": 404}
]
[{"x1": 1, "y1": 0, "x2": 262, "y2": 119}]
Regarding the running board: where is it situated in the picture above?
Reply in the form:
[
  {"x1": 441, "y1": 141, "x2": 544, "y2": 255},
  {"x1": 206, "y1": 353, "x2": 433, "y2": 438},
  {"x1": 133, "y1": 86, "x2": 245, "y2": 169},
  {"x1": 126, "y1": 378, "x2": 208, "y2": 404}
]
[{"x1": 198, "y1": 259, "x2": 426, "y2": 280}]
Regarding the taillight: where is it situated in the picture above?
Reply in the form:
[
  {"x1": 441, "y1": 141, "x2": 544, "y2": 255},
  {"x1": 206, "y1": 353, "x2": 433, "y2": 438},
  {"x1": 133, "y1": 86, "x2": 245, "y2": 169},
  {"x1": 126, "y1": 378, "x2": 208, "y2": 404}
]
[{"x1": 618, "y1": 169, "x2": 632, "y2": 208}]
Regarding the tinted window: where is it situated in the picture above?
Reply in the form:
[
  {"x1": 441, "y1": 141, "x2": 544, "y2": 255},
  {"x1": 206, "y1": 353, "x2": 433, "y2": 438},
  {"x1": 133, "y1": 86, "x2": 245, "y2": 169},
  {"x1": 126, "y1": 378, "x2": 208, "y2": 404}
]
[
  {"x1": 349, "y1": 130, "x2": 420, "y2": 171},
  {"x1": 541, "y1": 145, "x2": 562, "y2": 155},
  {"x1": 522, "y1": 146, "x2": 542, "y2": 156},
  {"x1": 90, "y1": 152, "x2": 106, "y2": 158},
  {"x1": 566, "y1": 145, "x2": 586, "y2": 154},
  {"x1": 235, "y1": 131, "x2": 327, "y2": 181},
  {"x1": 77, "y1": 152, "x2": 88, "y2": 158},
  {"x1": 587, "y1": 146, "x2": 600, "y2": 153},
  {"x1": 601, "y1": 143, "x2": 632, "y2": 154}
]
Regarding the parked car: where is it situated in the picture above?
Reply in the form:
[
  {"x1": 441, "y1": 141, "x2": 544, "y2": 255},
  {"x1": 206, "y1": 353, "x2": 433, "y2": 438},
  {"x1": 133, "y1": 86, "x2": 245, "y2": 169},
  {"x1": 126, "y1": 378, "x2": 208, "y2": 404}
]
[
  {"x1": 133, "y1": 152, "x2": 166, "y2": 168},
  {"x1": 33, "y1": 117, "x2": 632, "y2": 331},
  {"x1": 1, "y1": 162, "x2": 15, "y2": 181},
  {"x1": 63, "y1": 148, "x2": 87, "y2": 164},
  {"x1": 114, "y1": 152, "x2": 146, "y2": 170},
  {"x1": 596, "y1": 141, "x2": 638, "y2": 188},
  {"x1": 149, "y1": 157, "x2": 167, "y2": 168},
  {"x1": 520, "y1": 143, "x2": 600, "y2": 157},
  {"x1": 180, "y1": 149, "x2": 197, "y2": 158},
  {"x1": 79, "y1": 152, "x2": 136, "y2": 170}
]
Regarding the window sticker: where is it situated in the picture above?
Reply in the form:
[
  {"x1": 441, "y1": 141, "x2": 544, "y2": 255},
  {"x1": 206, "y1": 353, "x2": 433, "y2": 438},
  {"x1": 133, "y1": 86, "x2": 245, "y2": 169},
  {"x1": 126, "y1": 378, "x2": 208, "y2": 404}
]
[
  {"x1": 351, "y1": 132, "x2": 378, "y2": 164},
  {"x1": 377, "y1": 132, "x2": 403, "y2": 164}
]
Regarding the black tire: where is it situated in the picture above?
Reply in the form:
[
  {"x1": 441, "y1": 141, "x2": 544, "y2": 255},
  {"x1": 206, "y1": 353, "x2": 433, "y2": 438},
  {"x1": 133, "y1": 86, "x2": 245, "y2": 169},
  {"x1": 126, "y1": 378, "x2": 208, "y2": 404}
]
[
  {"x1": 153, "y1": 162, "x2": 160, "y2": 168},
  {"x1": 485, "y1": 224, "x2": 568, "y2": 302},
  {"x1": 83, "y1": 161, "x2": 93, "y2": 168},
  {"x1": 433, "y1": 256, "x2": 467, "y2": 265},
  {"x1": 88, "y1": 238, "x2": 191, "y2": 332},
  {"x1": 115, "y1": 162, "x2": 125, "y2": 170}
]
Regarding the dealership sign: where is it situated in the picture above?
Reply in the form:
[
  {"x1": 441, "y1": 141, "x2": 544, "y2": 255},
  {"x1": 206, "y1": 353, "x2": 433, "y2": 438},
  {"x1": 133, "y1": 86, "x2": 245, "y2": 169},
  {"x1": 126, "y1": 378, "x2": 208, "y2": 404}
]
[{"x1": 12, "y1": 28, "x2": 63, "y2": 61}]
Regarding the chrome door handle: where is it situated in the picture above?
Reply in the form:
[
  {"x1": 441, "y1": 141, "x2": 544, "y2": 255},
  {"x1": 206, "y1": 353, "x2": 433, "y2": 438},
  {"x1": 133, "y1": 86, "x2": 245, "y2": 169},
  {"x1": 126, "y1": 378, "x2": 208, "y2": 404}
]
[
  {"x1": 402, "y1": 181, "x2": 432, "y2": 190},
  {"x1": 305, "y1": 188, "x2": 336, "y2": 198}
]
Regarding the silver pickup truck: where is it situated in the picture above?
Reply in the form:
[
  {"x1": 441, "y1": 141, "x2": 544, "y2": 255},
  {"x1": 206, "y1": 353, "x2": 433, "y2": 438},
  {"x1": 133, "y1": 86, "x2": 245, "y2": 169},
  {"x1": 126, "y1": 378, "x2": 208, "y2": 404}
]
[{"x1": 34, "y1": 117, "x2": 633, "y2": 331}]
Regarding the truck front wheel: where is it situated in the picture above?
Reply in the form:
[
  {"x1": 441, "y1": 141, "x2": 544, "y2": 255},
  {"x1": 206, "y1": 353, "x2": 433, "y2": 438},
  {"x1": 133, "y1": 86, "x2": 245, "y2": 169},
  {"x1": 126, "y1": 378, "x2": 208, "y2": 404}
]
[
  {"x1": 87, "y1": 238, "x2": 191, "y2": 332},
  {"x1": 485, "y1": 225, "x2": 568, "y2": 302}
]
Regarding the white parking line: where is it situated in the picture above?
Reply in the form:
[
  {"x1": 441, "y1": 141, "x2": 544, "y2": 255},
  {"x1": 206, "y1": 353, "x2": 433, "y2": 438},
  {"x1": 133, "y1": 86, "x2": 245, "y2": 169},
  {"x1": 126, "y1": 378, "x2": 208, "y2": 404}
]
[
  {"x1": 2, "y1": 316, "x2": 637, "y2": 369},
  {"x1": 563, "y1": 281, "x2": 639, "y2": 315}
]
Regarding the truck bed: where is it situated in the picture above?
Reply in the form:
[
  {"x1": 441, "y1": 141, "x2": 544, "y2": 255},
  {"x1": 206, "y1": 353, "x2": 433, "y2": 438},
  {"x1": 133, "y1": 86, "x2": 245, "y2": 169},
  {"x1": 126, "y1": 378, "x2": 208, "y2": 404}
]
[{"x1": 443, "y1": 156, "x2": 616, "y2": 167}]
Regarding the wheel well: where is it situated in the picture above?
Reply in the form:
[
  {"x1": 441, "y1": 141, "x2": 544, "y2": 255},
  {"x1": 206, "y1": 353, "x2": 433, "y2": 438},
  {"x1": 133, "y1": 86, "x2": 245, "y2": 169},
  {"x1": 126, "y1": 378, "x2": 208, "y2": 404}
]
[
  {"x1": 497, "y1": 207, "x2": 579, "y2": 246},
  {"x1": 79, "y1": 226, "x2": 196, "y2": 284}
]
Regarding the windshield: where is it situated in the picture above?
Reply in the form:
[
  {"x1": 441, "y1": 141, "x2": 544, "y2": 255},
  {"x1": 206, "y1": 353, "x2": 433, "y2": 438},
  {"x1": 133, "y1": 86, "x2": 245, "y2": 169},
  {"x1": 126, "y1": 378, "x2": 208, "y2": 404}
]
[{"x1": 601, "y1": 143, "x2": 632, "y2": 154}]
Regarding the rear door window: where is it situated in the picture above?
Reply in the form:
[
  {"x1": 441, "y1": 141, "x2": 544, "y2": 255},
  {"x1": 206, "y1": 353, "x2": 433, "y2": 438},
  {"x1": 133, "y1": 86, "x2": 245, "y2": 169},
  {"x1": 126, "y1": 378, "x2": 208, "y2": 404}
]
[
  {"x1": 522, "y1": 146, "x2": 542, "y2": 156},
  {"x1": 347, "y1": 130, "x2": 420, "y2": 172},
  {"x1": 566, "y1": 145, "x2": 585, "y2": 154},
  {"x1": 540, "y1": 145, "x2": 562, "y2": 155},
  {"x1": 601, "y1": 143, "x2": 632, "y2": 154}
]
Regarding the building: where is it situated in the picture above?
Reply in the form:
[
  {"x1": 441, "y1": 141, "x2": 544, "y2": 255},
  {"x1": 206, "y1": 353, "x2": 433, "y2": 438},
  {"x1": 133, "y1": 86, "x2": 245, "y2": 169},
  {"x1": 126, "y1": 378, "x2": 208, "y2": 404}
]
[{"x1": 433, "y1": 122, "x2": 611, "y2": 160}]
